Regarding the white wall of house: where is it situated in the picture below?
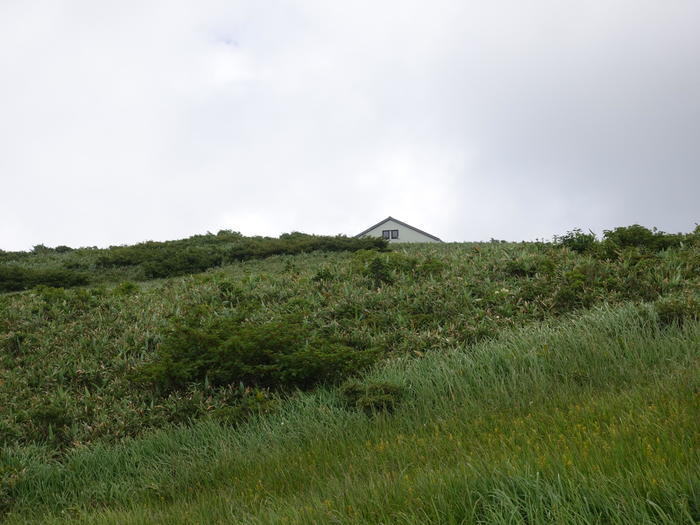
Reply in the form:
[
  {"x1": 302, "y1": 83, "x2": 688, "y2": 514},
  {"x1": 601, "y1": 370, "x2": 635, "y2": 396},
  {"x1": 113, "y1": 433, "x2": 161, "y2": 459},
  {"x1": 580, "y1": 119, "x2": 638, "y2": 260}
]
[{"x1": 359, "y1": 219, "x2": 440, "y2": 243}]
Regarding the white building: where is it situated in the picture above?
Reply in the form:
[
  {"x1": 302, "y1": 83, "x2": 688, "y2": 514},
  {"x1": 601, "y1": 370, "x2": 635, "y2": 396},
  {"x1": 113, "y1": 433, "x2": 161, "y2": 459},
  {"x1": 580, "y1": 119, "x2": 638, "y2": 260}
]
[{"x1": 356, "y1": 216, "x2": 443, "y2": 243}]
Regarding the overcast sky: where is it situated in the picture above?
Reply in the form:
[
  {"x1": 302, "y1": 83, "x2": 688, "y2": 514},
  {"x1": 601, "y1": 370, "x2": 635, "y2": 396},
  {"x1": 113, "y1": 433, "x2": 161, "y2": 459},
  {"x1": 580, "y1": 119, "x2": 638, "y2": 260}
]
[{"x1": 1, "y1": 1, "x2": 698, "y2": 250}]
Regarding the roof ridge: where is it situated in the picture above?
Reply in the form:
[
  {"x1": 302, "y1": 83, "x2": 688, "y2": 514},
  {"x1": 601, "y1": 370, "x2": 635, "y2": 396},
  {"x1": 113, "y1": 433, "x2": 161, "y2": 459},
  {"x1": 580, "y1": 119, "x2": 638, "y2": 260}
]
[{"x1": 355, "y1": 216, "x2": 442, "y2": 242}]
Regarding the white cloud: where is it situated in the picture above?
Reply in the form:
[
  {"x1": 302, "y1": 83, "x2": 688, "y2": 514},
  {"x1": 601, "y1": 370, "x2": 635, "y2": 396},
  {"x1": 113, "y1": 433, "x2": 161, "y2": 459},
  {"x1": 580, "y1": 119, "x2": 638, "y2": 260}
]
[{"x1": 1, "y1": 1, "x2": 698, "y2": 249}]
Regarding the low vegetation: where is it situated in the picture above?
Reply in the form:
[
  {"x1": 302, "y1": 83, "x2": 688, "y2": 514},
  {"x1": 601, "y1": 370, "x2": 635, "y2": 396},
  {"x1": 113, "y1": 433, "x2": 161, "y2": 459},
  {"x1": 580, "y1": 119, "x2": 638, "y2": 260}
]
[
  {"x1": 0, "y1": 224, "x2": 698, "y2": 523},
  {"x1": 3, "y1": 304, "x2": 699, "y2": 524},
  {"x1": 0, "y1": 231, "x2": 386, "y2": 290},
  {"x1": 0, "y1": 266, "x2": 88, "y2": 293}
]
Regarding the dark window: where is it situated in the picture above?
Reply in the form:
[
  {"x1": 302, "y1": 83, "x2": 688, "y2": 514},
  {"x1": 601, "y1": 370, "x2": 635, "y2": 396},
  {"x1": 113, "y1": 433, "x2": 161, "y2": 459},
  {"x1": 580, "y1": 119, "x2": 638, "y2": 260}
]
[
  {"x1": 382, "y1": 230, "x2": 391, "y2": 239},
  {"x1": 391, "y1": 230, "x2": 399, "y2": 239}
]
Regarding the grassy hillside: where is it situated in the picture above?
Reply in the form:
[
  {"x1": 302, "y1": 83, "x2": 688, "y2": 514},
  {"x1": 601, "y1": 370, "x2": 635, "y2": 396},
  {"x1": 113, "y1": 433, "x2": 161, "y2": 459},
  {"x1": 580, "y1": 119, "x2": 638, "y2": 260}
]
[
  {"x1": 4, "y1": 305, "x2": 700, "y2": 524},
  {"x1": 1, "y1": 225, "x2": 699, "y2": 523}
]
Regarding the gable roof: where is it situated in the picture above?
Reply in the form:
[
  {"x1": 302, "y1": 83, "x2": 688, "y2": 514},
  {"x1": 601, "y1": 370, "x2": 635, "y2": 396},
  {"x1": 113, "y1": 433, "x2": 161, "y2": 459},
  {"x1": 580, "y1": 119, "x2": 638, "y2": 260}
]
[{"x1": 355, "y1": 216, "x2": 443, "y2": 242}]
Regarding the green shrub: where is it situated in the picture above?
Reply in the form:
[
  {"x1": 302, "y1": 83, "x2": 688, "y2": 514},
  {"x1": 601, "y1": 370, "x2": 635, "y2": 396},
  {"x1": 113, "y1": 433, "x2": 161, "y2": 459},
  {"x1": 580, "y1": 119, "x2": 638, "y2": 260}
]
[
  {"x1": 551, "y1": 263, "x2": 605, "y2": 312},
  {"x1": 137, "y1": 313, "x2": 378, "y2": 392},
  {"x1": 603, "y1": 224, "x2": 655, "y2": 249},
  {"x1": 613, "y1": 250, "x2": 664, "y2": 301},
  {"x1": 95, "y1": 233, "x2": 387, "y2": 279},
  {"x1": 141, "y1": 247, "x2": 222, "y2": 278},
  {"x1": 31, "y1": 244, "x2": 53, "y2": 255},
  {"x1": 0, "y1": 266, "x2": 30, "y2": 292},
  {"x1": 555, "y1": 228, "x2": 598, "y2": 254},
  {"x1": 556, "y1": 225, "x2": 687, "y2": 258},
  {"x1": 367, "y1": 256, "x2": 394, "y2": 286},
  {"x1": 602, "y1": 225, "x2": 683, "y2": 255},
  {"x1": 311, "y1": 267, "x2": 336, "y2": 283},
  {"x1": 654, "y1": 294, "x2": 700, "y2": 327},
  {"x1": 0, "y1": 266, "x2": 88, "y2": 292},
  {"x1": 36, "y1": 269, "x2": 89, "y2": 289},
  {"x1": 2, "y1": 232, "x2": 386, "y2": 292}
]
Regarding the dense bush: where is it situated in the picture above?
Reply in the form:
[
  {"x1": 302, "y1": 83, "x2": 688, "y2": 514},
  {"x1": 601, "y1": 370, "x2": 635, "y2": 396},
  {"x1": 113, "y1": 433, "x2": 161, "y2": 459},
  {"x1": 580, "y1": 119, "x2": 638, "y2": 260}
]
[
  {"x1": 0, "y1": 266, "x2": 88, "y2": 292},
  {"x1": 141, "y1": 247, "x2": 224, "y2": 278},
  {"x1": 551, "y1": 263, "x2": 605, "y2": 312},
  {"x1": 602, "y1": 224, "x2": 681, "y2": 252},
  {"x1": 95, "y1": 232, "x2": 387, "y2": 279},
  {"x1": 554, "y1": 228, "x2": 598, "y2": 254},
  {"x1": 654, "y1": 293, "x2": 700, "y2": 327},
  {"x1": 137, "y1": 312, "x2": 379, "y2": 392},
  {"x1": 0, "y1": 232, "x2": 387, "y2": 292},
  {"x1": 0, "y1": 250, "x2": 29, "y2": 264},
  {"x1": 555, "y1": 225, "x2": 691, "y2": 258}
]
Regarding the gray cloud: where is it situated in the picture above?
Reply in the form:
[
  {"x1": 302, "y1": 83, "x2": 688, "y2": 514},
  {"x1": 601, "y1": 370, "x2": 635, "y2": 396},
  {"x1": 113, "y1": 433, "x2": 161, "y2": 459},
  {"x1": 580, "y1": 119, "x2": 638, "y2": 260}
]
[{"x1": 1, "y1": 1, "x2": 698, "y2": 249}]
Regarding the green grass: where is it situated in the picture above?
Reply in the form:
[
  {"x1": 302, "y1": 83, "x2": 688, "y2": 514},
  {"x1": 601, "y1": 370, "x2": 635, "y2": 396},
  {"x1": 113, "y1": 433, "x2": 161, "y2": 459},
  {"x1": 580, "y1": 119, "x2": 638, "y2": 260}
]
[
  {"x1": 1, "y1": 231, "x2": 699, "y2": 523},
  {"x1": 2, "y1": 304, "x2": 699, "y2": 523},
  {"x1": 1, "y1": 241, "x2": 698, "y2": 450}
]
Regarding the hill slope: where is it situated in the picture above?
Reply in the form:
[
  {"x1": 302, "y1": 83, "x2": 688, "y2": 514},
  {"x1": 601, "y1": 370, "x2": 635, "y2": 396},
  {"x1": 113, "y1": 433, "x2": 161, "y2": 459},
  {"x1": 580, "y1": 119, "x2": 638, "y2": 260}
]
[
  {"x1": 1, "y1": 227, "x2": 699, "y2": 522},
  {"x1": 4, "y1": 304, "x2": 700, "y2": 524}
]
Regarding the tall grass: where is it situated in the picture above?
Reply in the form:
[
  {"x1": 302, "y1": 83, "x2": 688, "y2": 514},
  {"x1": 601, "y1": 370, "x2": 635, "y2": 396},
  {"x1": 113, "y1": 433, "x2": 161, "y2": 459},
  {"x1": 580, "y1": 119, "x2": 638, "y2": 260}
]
[{"x1": 4, "y1": 304, "x2": 699, "y2": 523}]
